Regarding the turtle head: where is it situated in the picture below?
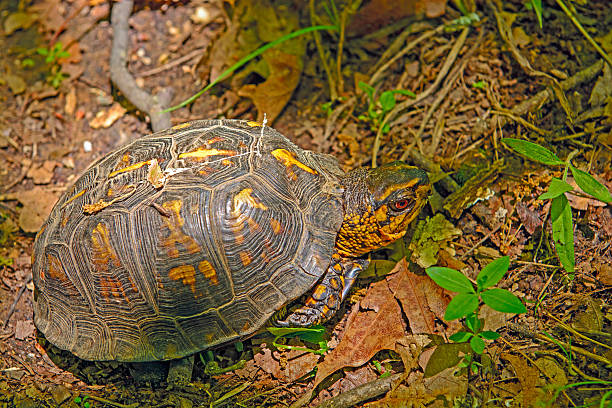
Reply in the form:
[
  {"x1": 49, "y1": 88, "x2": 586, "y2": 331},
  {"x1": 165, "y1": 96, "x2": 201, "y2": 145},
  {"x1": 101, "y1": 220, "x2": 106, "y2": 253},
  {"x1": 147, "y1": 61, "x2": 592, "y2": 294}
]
[{"x1": 336, "y1": 161, "x2": 430, "y2": 257}]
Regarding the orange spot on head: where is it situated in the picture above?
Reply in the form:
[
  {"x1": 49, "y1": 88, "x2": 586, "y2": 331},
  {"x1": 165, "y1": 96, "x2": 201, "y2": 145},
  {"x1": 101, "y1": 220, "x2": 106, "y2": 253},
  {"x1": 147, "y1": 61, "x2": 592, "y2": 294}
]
[
  {"x1": 198, "y1": 260, "x2": 218, "y2": 285},
  {"x1": 168, "y1": 264, "x2": 197, "y2": 293},
  {"x1": 271, "y1": 149, "x2": 318, "y2": 175}
]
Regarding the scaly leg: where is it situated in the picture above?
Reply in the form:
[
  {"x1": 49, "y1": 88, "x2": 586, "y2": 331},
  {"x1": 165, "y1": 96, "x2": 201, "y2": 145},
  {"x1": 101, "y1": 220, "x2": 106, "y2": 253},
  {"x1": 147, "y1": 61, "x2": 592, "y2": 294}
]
[{"x1": 275, "y1": 255, "x2": 368, "y2": 327}]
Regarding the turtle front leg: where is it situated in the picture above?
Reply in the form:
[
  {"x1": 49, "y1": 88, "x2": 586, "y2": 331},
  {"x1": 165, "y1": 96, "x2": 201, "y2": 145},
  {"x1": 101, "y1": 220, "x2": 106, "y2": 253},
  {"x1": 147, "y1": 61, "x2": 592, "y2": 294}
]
[{"x1": 275, "y1": 255, "x2": 368, "y2": 327}]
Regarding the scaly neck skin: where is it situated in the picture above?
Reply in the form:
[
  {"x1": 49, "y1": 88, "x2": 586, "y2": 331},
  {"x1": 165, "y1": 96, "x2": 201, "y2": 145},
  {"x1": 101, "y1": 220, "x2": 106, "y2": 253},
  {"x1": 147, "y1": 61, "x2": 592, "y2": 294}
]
[{"x1": 334, "y1": 163, "x2": 430, "y2": 258}]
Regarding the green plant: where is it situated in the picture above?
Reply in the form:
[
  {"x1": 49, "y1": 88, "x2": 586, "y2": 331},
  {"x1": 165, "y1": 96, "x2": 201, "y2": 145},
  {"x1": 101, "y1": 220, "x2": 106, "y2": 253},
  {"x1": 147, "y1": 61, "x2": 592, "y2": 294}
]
[
  {"x1": 502, "y1": 138, "x2": 612, "y2": 275},
  {"x1": 267, "y1": 325, "x2": 328, "y2": 355},
  {"x1": 357, "y1": 81, "x2": 415, "y2": 135},
  {"x1": 37, "y1": 41, "x2": 70, "y2": 64},
  {"x1": 73, "y1": 395, "x2": 91, "y2": 408},
  {"x1": 525, "y1": 0, "x2": 544, "y2": 29},
  {"x1": 426, "y1": 256, "x2": 526, "y2": 361},
  {"x1": 36, "y1": 41, "x2": 70, "y2": 88}
]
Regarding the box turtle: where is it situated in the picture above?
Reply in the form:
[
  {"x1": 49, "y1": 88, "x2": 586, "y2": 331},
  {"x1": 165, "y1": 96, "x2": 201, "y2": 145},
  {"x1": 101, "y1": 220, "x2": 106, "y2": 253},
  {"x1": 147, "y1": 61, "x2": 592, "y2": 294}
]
[{"x1": 32, "y1": 119, "x2": 430, "y2": 370}]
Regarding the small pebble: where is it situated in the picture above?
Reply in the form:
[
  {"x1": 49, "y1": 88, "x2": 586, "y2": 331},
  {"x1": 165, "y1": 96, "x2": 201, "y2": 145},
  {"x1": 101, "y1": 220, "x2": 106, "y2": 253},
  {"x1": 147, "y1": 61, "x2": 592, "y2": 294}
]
[{"x1": 83, "y1": 140, "x2": 92, "y2": 152}]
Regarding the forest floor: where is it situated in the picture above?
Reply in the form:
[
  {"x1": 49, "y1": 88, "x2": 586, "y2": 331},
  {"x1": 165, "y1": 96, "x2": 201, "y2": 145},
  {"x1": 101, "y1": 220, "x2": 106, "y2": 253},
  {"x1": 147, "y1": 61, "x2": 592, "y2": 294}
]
[{"x1": 0, "y1": 0, "x2": 611, "y2": 407}]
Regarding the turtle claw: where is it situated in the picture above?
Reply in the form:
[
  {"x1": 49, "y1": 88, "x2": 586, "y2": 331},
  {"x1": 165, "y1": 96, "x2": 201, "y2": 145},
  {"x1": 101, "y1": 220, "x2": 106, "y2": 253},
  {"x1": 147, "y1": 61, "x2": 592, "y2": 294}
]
[{"x1": 275, "y1": 307, "x2": 322, "y2": 327}]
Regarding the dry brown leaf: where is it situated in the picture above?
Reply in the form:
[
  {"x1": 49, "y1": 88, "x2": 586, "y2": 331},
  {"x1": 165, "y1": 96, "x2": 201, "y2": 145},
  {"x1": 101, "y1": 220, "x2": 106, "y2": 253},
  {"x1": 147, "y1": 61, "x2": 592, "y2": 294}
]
[
  {"x1": 504, "y1": 353, "x2": 545, "y2": 407},
  {"x1": 252, "y1": 345, "x2": 319, "y2": 382},
  {"x1": 89, "y1": 103, "x2": 127, "y2": 129},
  {"x1": 65, "y1": 87, "x2": 77, "y2": 116},
  {"x1": 313, "y1": 278, "x2": 406, "y2": 386},
  {"x1": 17, "y1": 187, "x2": 59, "y2": 233},
  {"x1": 15, "y1": 320, "x2": 35, "y2": 340},
  {"x1": 387, "y1": 258, "x2": 460, "y2": 335},
  {"x1": 516, "y1": 201, "x2": 542, "y2": 234},
  {"x1": 27, "y1": 161, "x2": 57, "y2": 184},
  {"x1": 347, "y1": 0, "x2": 447, "y2": 36},
  {"x1": 368, "y1": 367, "x2": 466, "y2": 407},
  {"x1": 238, "y1": 49, "x2": 301, "y2": 123}
]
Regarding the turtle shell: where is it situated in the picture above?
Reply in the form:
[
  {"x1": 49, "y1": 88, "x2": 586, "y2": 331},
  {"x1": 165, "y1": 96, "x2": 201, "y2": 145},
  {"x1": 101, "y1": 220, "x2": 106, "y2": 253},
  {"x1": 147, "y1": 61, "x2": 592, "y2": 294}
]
[{"x1": 32, "y1": 119, "x2": 345, "y2": 362}]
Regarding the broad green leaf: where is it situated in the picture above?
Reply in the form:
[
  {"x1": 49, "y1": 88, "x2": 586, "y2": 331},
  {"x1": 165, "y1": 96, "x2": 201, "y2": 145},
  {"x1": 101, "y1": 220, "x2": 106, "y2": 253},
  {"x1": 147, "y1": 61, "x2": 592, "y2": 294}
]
[
  {"x1": 481, "y1": 288, "x2": 527, "y2": 313},
  {"x1": 538, "y1": 178, "x2": 574, "y2": 200},
  {"x1": 480, "y1": 331, "x2": 500, "y2": 340},
  {"x1": 426, "y1": 267, "x2": 475, "y2": 293},
  {"x1": 476, "y1": 256, "x2": 510, "y2": 290},
  {"x1": 551, "y1": 194, "x2": 575, "y2": 274},
  {"x1": 570, "y1": 165, "x2": 612, "y2": 203},
  {"x1": 444, "y1": 293, "x2": 479, "y2": 320},
  {"x1": 501, "y1": 138, "x2": 564, "y2": 165},
  {"x1": 379, "y1": 91, "x2": 396, "y2": 112},
  {"x1": 470, "y1": 336, "x2": 485, "y2": 354},
  {"x1": 449, "y1": 331, "x2": 472, "y2": 342}
]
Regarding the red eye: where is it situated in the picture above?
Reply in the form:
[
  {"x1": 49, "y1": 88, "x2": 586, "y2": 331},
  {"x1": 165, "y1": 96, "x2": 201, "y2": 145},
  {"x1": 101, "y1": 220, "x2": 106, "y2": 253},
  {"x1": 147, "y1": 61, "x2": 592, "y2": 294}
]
[{"x1": 391, "y1": 199, "x2": 411, "y2": 211}]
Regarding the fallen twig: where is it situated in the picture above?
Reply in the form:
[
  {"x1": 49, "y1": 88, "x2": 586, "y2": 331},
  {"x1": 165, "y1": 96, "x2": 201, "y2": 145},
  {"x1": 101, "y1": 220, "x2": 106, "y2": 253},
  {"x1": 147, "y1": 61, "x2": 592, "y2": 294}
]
[
  {"x1": 2, "y1": 276, "x2": 32, "y2": 328},
  {"x1": 110, "y1": 0, "x2": 172, "y2": 132},
  {"x1": 136, "y1": 47, "x2": 206, "y2": 77}
]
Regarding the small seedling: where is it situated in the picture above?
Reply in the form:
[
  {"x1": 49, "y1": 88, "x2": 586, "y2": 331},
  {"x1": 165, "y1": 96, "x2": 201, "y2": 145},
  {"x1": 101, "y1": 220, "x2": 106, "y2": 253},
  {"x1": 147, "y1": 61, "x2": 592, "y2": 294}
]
[
  {"x1": 36, "y1": 41, "x2": 71, "y2": 88},
  {"x1": 74, "y1": 395, "x2": 91, "y2": 408},
  {"x1": 357, "y1": 81, "x2": 415, "y2": 135},
  {"x1": 426, "y1": 256, "x2": 525, "y2": 369},
  {"x1": 502, "y1": 138, "x2": 612, "y2": 276}
]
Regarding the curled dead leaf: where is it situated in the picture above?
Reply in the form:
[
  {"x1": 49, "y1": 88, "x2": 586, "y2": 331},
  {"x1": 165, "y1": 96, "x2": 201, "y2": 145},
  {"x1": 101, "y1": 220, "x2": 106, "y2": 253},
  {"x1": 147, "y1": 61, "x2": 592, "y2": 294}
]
[{"x1": 89, "y1": 103, "x2": 127, "y2": 129}]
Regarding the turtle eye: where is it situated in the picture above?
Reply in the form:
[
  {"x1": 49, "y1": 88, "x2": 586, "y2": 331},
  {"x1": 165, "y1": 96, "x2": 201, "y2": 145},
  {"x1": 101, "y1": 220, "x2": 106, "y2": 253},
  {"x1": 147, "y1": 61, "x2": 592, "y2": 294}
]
[{"x1": 390, "y1": 198, "x2": 413, "y2": 212}]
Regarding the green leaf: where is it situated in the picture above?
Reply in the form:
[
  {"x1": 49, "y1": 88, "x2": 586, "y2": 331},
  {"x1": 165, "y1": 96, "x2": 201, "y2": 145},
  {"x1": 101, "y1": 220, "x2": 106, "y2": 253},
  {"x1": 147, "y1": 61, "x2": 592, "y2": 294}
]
[
  {"x1": 476, "y1": 256, "x2": 510, "y2": 290},
  {"x1": 570, "y1": 165, "x2": 612, "y2": 203},
  {"x1": 444, "y1": 293, "x2": 479, "y2": 320},
  {"x1": 449, "y1": 331, "x2": 473, "y2": 342},
  {"x1": 481, "y1": 288, "x2": 527, "y2": 313},
  {"x1": 470, "y1": 335, "x2": 485, "y2": 354},
  {"x1": 480, "y1": 331, "x2": 500, "y2": 340},
  {"x1": 426, "y1": 267, "x2": 475, "y2": 293},
  {"x1": 36, "y1": 47, "x2": 49, "y2": 56},
  {"x1": 465, "y1": 314, "x2": 482, "y2": 333},
  {"x1": 551, "y1": 194, "x2": 575, "y2": 274},
  {"x1": 472, "y1": 80, "x2": 486, "y2": 89},
  {"x1": 391, "y1": 89, "x2": 416, "y2": 98},
  {"x1": 358, "y1": 81, "x2": 375, "y2": 100},
  {"x1": 501, "y1": 138, "x2": 564, "y2": 165},
  {"x1": 530, "y1": 0, "x2": 543, "y2": 28},
  {"x1": 538, "y1": 178, "x2": 574, "y2": 200},
  {"x1": 379, "y1": 91, "x2": 396, "y2": 112}
]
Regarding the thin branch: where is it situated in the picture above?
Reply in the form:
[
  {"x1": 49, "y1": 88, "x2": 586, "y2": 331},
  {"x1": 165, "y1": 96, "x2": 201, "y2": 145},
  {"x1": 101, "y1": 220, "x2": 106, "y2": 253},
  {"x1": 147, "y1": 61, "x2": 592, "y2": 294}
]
[{"x1": 110, "y1": 0, "x2": 172, "y2": 132}]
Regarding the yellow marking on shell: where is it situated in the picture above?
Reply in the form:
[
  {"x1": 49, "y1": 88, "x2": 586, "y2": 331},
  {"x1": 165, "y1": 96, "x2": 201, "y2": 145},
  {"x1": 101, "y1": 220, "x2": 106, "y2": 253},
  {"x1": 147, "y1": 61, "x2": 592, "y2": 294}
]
[
  {"x1": 376, "y1": 179, "x2": 420, "y2": 201},
  {"x1": 221, "y1": 159, "x2": 233, "y2": 166},
  {"x1": 172, "y1": 122, "x2": 192, "y2": 130},
  {"x1": 179, "y1": 147, "x2": 237, "y2": 160},
  {"x1": 246, "y1": 217, "x2": 260, "y2": 233},
  {"x1": 232, "y1": 188, "x2": 268, "y2": 215},
  {"x1": 46, "y1": 254, "x2": 66, "y2": 282},
  {"x1": 99, "y1": 275, "x2": 127, "y2": 299},
  {"x1": 168, "y1": 264, "x2": 197, "y2": 293},
  {"x1": 271, "y1": 149, "x2": 318, "y2": 175},
  {"x1": 198, "y1": 260, "x2": 218, "y2": 285},
  {"x1": 160, "y1": 200, "x2": 201, "y2": 258},
  {"x1": 206, "y1": 136, "x2": 224, "y2": 144},
  {"x1": 269, "y1": 218, "x2": 283, "y2": 235},
  {"x1": 246, "y1": 121, "x2": 261, "y2": 127},
  {"x1": 333, "y1": 263, "x2": 342, "y2": 272},
  {"x1": 239, "y1": 251, "x2": 252, "y2": 266},
  {"x1": 313, "y1": 284, "x2": 327, "y2": 299},
  {"x1": 91, "y1": 222, "x2": 121, "y2": 272},
  {"x1": 63, "y1": 189, "x2": 86, "y2": 207},
  {"x1": 108, "y1": 160, "x2": 153, "y2": 178}
]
